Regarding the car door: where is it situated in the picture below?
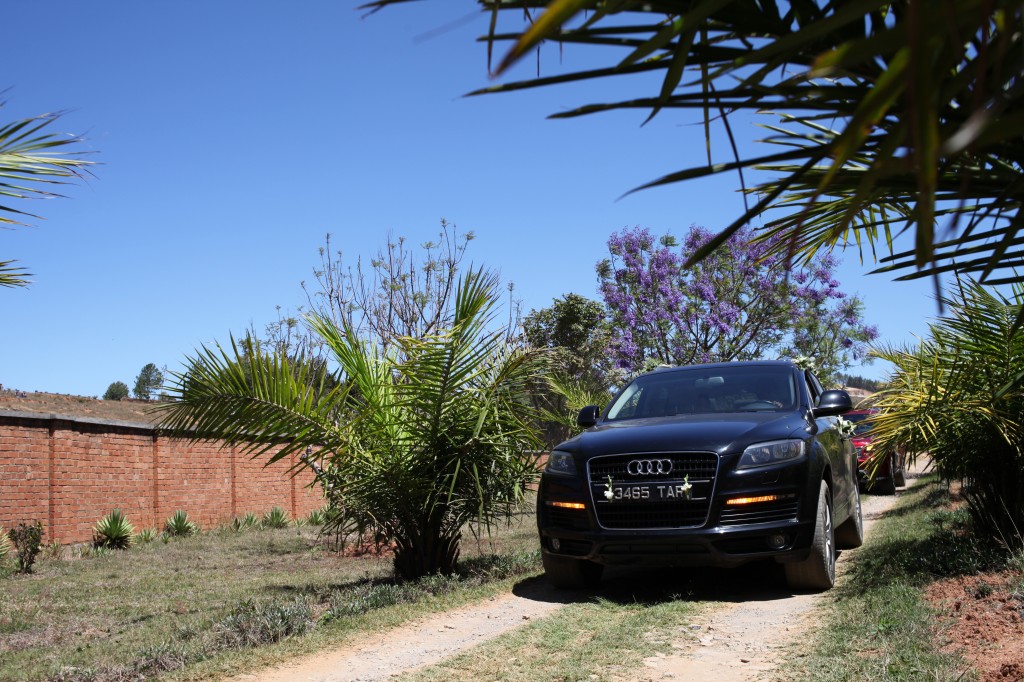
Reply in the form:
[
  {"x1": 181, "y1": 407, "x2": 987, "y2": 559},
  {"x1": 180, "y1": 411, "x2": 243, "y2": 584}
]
[{"x1": 805, "y1": 370, "x2": 855, "y2": 522}]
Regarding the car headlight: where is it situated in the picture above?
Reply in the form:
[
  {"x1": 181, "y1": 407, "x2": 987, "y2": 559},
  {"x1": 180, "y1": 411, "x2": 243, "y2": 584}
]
[
  {"x1": 545, "y1": 450, "x2": 577, "y2": 476},
  {"x1": 738, "y1": 440, "x2": 806, "y2": 470}
]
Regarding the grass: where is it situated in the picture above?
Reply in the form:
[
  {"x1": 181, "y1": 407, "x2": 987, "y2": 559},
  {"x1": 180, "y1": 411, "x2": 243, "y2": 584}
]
[
  {"x1": 0, "y1": 390, "x2": 163, "y2": 424},
  {"x1": 406, "y1": 595, "x2": 704, "y2": 682},
  {"x1": 410, "y1": 478, "x2": 1021, "y2": 682},
  {"x1": 779, "y1": 477, "x2": 1014, "y2": 681},
  {"x1": 0, "y1": 514, "x2": 540, "y2": 681},
  {"x1": 5, "y1": 477, "x2": 1016, "y2": 681}
]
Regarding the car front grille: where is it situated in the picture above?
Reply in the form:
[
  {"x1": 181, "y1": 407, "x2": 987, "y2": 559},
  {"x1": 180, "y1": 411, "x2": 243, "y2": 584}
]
[{"x1": 587, "y1": 452, "x2": 718, "y2": 529}]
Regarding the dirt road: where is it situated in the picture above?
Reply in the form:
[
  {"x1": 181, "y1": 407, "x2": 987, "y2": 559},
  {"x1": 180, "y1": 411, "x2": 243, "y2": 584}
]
[{"x1": 233, "y1": 477, "x2": 919, "y2": 682}]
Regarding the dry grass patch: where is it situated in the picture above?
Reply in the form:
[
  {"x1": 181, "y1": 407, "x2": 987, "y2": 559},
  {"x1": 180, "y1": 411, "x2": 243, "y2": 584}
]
[
  {"x1": 407, "y1": 590, "x2": 706, "y2": 681},
  {"x1": 0, "y1": 514, "x2": 540, "y2": 682}
]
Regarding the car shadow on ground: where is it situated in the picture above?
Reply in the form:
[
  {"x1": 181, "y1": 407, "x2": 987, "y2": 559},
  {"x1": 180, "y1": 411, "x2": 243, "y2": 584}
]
[{"x1": 512, "y1": 559, "x2": 811, "y2": 607}]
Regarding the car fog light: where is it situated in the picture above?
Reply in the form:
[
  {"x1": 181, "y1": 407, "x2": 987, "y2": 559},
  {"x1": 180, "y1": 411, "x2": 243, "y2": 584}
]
[
  {"x1": 767, "y1": 534, "x2": 787, "y2": 549},
  {"x1": 551, "y1": 538, "x2": 561, "y2": 551}
]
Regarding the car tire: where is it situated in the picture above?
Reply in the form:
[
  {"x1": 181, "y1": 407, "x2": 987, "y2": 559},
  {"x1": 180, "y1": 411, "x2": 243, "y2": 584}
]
[
  {"x1": 785, "y1": 481, "x2": 836, "y2": 592},
  {"x1": 542, "y1": 552, "x2": 603, "y2": 589},
  {"x1": 869, "y1": 457, "x2": 898, "y2": 495},
  {"x1": 893, "y1": 451, "x2": 907, "y2": 488},
  {"x1": 835, "y1": 482, "x2": 864, "y2": 549}
]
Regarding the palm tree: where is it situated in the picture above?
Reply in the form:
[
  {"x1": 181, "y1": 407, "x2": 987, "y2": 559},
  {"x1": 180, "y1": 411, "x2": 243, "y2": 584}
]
[
  {"x1": 868, "y1": 279, "x2": 1024, "y2": 548},
  {"x1": 1, "y1": 104, "x2": 93, "y2": 287},
  {"x1": 364, "y1": 1, "x2": 1024, "y2": 289},
  {"x1": 157, "y1": 269, "x2": 546, "y2": 578}
]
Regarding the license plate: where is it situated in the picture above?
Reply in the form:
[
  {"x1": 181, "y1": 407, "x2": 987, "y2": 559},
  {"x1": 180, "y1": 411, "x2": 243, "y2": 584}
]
[{"x1": 601, "y1": 482, "x2": 693, "y2": 502}]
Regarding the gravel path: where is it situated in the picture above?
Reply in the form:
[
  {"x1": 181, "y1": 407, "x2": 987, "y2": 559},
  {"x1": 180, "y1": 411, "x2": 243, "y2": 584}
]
[
  {"x1": 229, "y1": 581, "x2": 568, "y2": 682},
  {"x1": 231, "y1": 470, "x2": 923, "y2": 682},
  {"x1": 619, "y1": 484, "x2": 910, "y2": 682}
]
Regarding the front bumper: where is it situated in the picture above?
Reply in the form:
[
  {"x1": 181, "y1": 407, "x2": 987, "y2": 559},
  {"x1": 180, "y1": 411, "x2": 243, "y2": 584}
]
[{"x1": 538, "y1": 456, "x2": 820, "y2": 568}]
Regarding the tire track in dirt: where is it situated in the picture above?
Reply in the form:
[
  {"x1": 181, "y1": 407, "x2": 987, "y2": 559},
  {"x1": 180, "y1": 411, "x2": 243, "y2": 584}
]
[
  {"x1": 232, "y1": 471, "x2": 922, "y2": 682},
  {"x1": 229, "y1": 581, "x2": 569, "y2": 682},
  {"x1": 620, "y1": 470, "x2": 927, "y2": 682}
]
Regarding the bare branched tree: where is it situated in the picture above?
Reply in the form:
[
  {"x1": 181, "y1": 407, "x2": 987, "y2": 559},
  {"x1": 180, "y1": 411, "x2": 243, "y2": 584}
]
[{"x1": 302, "y1": 218, "x2": 477, "y2": 353}]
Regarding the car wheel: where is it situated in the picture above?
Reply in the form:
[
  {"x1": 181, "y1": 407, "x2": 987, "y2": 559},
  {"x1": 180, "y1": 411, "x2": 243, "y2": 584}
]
[
  {"x1": 869, "y1": 457, "x2": 898, "y2": 495},
  {"x1": 785, "y1": 481, "x2": 836, "y2": 592},
  {"x1": 893, "y1": 451, "x2": 907, "y2": 487},
  {"x1": 542, "y1": 552, "x2": 603, "y2": 589},
  {"x1": 835, "y1": 482, "x2": 864, "y2": 549}
]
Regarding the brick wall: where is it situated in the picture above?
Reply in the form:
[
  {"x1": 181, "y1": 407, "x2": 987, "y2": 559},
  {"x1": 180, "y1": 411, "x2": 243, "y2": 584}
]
[{"x1": 0, "y1": 411, "x2": 322, "y2": 544}]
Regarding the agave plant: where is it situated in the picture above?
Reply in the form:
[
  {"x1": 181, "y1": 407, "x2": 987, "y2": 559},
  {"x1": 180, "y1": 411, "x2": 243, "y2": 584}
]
[
  {"x1": 134, "y1": 528, "x2": 157, "y2": 544},
  {"x1": 93, "y1": 509, "x2": 135, "y2": 549},
  {"x1": 261, "y1": 507, "x2": 290, "y2": 530},
  {"x1": 0, "y1": 527, "x2": 10, "y2": 560},
  {"x1": 231, "y1": 512, "x2": 259, "y2": 532},
  {"x1": 305, "y1": 508, "x2": 326, "y2": 526},
  {"x1": 164, "y1": 510, "x2": 198, "y2": 538}
]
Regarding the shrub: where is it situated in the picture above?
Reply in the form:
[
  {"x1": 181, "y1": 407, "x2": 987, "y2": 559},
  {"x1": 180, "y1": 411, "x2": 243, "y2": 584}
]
[
  {"x1": 230, "y1": 512, "x2": 258, "y2": 532},
  {"x1": 871, "y1": 280, "x2": 1024, "y2": 549},
  {"x1": 261, "y1": 507, "x2": 290, "y2": 529},
  {"x1": 164, "y1": 510, "x2": 198, "y2": 538},
  {"x1": 93, "y1": 509, "x2": 134, "y2": 549},
  {"x1": 134, "y1": 528, "x2": 157, "y2": 544},
  {"x1": 326, "y1": 582, "x2": 421, "y2": 618},
  {"x1": 0, "y1": 527, "x2": 10, "y2": 561},
  {"x1": 43, "y1": 540, "x2": 64, "y2": 561},
  {"x1": 10, "y1": 521, "x2": 44, "y2": 573},
  {"x1": 213, "y1": 598, "x2": 313, "y2": 649},
  {"x1": 102, "y1": 381, "x2": 130, "y2": 401},
  {"x1": 86, "y1": 545, "x2": 110, "y2": 559},
  {"x1": 306, "y1": 507, "x2": 326, "y2": 526}
]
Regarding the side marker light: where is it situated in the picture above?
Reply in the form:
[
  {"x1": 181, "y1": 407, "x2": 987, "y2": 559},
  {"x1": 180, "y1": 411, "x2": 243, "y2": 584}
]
[
  {"x1": 546, "y1": 501, "x2": 586, "y2": 510},
  {"x1": 725, "y1": 494, "x2": 782, "y2": 506}
]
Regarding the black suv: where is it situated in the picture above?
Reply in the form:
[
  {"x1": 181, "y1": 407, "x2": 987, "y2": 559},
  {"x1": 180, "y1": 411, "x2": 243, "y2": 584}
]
[{"x1": 537, "y1": 360, "x2": 862, "y2": 591}]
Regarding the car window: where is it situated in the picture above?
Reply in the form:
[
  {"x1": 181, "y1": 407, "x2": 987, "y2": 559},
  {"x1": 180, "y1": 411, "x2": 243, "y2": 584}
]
[
  {"x1": 605, "y1": 366, "x2": 797, "y2": 420},
  {"x1": 805, "y1": 370, "x2": 824, "y2": 405},
  {"x1": 844, "y1": 411, "x2": 875, "y2": 436}
]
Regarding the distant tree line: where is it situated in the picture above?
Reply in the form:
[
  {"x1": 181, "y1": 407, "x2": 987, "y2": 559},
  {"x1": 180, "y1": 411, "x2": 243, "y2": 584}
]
[
  {"x1": 103, "y1": 363, "x2": 165, "y2": 401},
  {"x1": 841, "y1": 375, "x2": 884, "y2": 393}
]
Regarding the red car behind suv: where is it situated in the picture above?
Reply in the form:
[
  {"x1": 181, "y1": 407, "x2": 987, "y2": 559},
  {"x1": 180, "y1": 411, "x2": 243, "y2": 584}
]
[{"x1": 844, "y1": 409, "x2": 905, "y2": 495}]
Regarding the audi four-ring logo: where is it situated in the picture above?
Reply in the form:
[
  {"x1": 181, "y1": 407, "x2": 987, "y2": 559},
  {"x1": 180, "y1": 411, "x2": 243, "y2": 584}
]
[{"x1": 627, "y1": 459, "x2": 674, "y2": 476}]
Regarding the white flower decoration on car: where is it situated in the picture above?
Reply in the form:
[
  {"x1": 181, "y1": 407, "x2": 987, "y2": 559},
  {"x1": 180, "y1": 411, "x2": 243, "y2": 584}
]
[
  {"x1": 604, "y1": 475, "x2": 615, "y2": 501},
  {"x1": 793, "y1": 355, "x2": 818, "y2": 372},
  {"x1": 680, "y1": 474, "x2": 693, "y2": 501},
  {"x1": 836, "y1": 416, "x2": 856, "y2": 439}
]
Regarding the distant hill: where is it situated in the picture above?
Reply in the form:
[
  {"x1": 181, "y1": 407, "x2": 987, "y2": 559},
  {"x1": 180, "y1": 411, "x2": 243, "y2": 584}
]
[
  {"x1": 844, "y1": 387, "x2": 873, "y2": 407},
  {"x1": 0, "y1": 390, "x2": 163, "y2": 425},
  {"x1": 0, "y1": 386, "x2": 875, "y2": 427}
]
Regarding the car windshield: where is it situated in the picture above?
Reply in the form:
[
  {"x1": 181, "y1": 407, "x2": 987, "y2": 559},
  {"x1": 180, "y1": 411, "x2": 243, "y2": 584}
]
[
  {"x1": 605, "y1": 366, "x2": 797, "y2": 421},
  {"x1": 844, "y1": 412, "x2": 875, "y2": 436}
]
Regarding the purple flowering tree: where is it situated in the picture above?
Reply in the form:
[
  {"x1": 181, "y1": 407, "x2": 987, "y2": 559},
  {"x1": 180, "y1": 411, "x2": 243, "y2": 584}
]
[
  {"x1": 597, "y1": 225, "x2": 876, "y2": 383},
  {"x1": 784, "y1": 257, "x2": 880, "y2": 381}
]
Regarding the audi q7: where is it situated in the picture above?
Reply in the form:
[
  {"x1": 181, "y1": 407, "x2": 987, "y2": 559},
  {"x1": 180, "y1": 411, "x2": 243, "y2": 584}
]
[{"x1": 537, "y1": 360, "x2": 861, "y2": 591}]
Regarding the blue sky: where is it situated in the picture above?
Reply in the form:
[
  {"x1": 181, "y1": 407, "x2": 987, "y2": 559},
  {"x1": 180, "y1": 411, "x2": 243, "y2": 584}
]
[{"x1": 2, "y1": 2, "x2": 937, "y2": 397}]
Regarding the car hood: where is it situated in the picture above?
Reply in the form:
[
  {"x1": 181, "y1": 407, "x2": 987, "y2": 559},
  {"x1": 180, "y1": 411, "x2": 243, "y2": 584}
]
[{"x1": 556, "y1": 412, "x2": 812, "y2": 458}]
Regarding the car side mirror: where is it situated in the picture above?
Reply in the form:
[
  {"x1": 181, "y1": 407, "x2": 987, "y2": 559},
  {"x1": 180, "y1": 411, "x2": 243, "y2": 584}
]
[
  {"x1": 577, "y1": 405, "x2": 601, "y2": 429},
  {"x1": 813, "y1": 390, "x2": 853, "y2": 417}
]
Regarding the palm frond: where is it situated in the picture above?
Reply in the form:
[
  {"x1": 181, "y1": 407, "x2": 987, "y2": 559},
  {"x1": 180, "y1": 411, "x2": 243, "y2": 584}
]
[
  {"x1": 155, "y1": 335, "x2": 347, "y2": 464},
  {"x1": 367, "y1": 0, "x2": 1024, "y2": 286}
]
